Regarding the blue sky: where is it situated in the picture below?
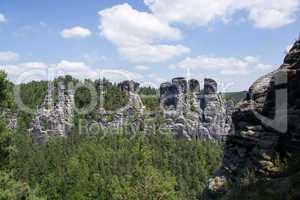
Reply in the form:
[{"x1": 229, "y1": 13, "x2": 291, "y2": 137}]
[{"x1": 0, "y1": 0, "x2": 299, "y2": 91}]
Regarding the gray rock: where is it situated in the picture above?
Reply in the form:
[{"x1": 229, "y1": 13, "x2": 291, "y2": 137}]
[
  {"x1": 204, "y1": 78, "x2": 218, "y2": 94},
  {"x1": 29, "y1": 83, "x2": 75, "y2": 142},
  {"x1": 159, "y1": 77, "x2": 233, "y2": 140},
  {"x1": 203, "y1": 38, "x2": 300, "y2": 199}
]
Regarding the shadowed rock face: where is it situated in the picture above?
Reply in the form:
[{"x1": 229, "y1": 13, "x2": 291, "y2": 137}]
[
  {"x1": 189, "y1": 79, "x2": 200, "y2": 93},
  {"x1": 118, "y1": 80, "x2": 140, "y2": 93},
  {"x1": 160, "y1": 77, "x2": 233, "y2": 140},
  {"x1": 172, "y1": 77, "x2": 188, "y2": 93},
  {"x1": 160, "y1": 82, "x2": 178, "y2": 108},
  {"x1": 204, "y1": 78, "x2": 218, "y2": 94},
  {"x1": 203, "y1": 38, "x2": 300, "y2": 199}
]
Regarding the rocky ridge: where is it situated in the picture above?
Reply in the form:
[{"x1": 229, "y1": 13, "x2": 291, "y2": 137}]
[
  {"x1": 29, "y1": 83, "x2": 74, "y2": 142},
  {"x1": 204, "y1": 38, "x2": 300, "y2": 199},
  {"x1": 160, "y1": 77, "x2": 233, "y2": 140},
  {"x1": 97, "y1": 80, "x2": 145, "y2": 130}
]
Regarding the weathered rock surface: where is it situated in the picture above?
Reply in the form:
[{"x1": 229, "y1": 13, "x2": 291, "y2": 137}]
[
  {"x1": 97, "y1": 80, "x2": 145, "y2": 130},
  {"x1": 203, "y1": 38, "x2": 300, "y2": 199},
  {"x1": 160, "y1": 77, "x2": 233, "y2": 140},
  {"x1": 29, "y1": 83, "x2": 74, "y2": 142},
  {"x1": 118, "y1": 80, "x2": 139, "y2": 93},
  {"x1": 1, "y1": 108, "x2": 18, "y2": 131}
]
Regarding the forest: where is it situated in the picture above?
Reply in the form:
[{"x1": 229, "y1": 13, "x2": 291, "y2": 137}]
[{"x1": 0, "y1": 71, "x2": 224, "y2": 200}]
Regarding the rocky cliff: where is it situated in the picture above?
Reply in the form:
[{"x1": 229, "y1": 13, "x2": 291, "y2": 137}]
[
  {"x1": 97, "y1": 80, "x2": 145, "y2": 130},
  {"x1": 204, "y1": 38, "x2": 300, "y2": 199},
  {"x1": 160, "y1": 77, "x2": 233, "y2": 140},
  {"x1": 29, "y1": 83, "x2": 74, "y2": 142}
]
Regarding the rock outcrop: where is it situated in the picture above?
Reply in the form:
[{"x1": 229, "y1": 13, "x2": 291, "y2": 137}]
[
  {"x1": 97, "y1": 80, "x2": 145, "y2": 130},
  {"x1": 160, "y1": 77, "x2": 233, "y2": 140},
  {"x1": 118, "y1": 80, "x2": 140, "y2": 93},
  {"x1": 204, "y1": 38, "x2": 300, "y2": 199},
  {"x1": 29, "y1": 83, "x2": 74, "y2": 142},
  {"x1": 119, "y1": 80, "x2": 145, "y2": 114},
  {"x1": 1, "y1": 108, "x2": 18, "y2": 131}
]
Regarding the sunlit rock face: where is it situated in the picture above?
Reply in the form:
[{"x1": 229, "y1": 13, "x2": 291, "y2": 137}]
[
  {"x1": 203, "y1": 38, "x2": 300, "y2": 199},
  {"x1": 29, "y1": 84, "x2": 75, "y2": 143},
  {"x1": 160, "y1": 77, "x2": 233, "y2": 140}
]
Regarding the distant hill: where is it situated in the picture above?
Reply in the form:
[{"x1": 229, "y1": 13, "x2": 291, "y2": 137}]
[{"x1": 223, "y1": 91, "x2": 247, "y2": 104}]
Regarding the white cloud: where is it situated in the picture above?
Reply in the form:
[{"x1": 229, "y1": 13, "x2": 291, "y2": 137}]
[
  {"x1": 55, "y1": 60, "x2": 97, "y2": 79},
  {"x1": 247, "y1": 0, "x2": 300, "y2": 28},
  {"x1": 1, "y1": 62, "x2": 48, "y2": 83},
  {"x1": 61, "y1": 26, "x2": 91, "y2": 38},
  {"x1": 135, "y1": 65, "x2": 150, "y2": 71},
  {"x1": 98, "y1": 3, "x2": 189, "y2": 63},
  {"x1": 119, "y1": 43, "x2": 189, "y2": 63},
  {"x1": 0, "y1": 13, "x2": 7, "y2": 23},
  {"x1": 255, "y1": 63, "x2": 272, "y2": 70},
  {"x1": 170, "y1": 55, "x2": 272, "y2": 75},
  {"x1": 0, "y1": 51, "x2": 19, "y2": 62},
  {"x1": 146, "y1": 73, "x2": 167, "y2": 87},
  {"x1": 244, "y1": 56, "x2": 259, "y2": 63},
  {"x1": 100, "y1": 69, "x2": 144, "y2": 82},
  {"x1": 0, "y1": 60, "x2": 143, "y2": 83},
  {"x1": 145, "y1": 0, "x2": 300, "y2": 28}
]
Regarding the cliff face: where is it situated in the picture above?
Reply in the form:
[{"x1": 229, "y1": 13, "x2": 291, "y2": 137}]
[
  {"x1": 29, "y1": 84, "x2": 74, "y2": 142},
  {"x1": 204, "y1": 38, "x2": 300, "y2": 199},
  {"x1": 160, "y1": 77, "x2": 233, "y2": 140},
  {"x1": 98, "y1": 80, "x2": 145, "y2": 130}
]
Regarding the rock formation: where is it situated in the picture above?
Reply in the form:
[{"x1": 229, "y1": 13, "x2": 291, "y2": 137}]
[
  {"x1": 29, "y1": 83, "x2": 74, "y2": 142},
  {"x1": 204, "y1": 38, "x2": 300, "y2": 199},
  {"x1": 118, "y1": 80, "x2": 139, "y2": 93},
  {"x1": 118, "y1": 80, "x2": 145, "y2": 114},
  {"x1": 160, "y1": 77, "x2": 233, "y2": 140},
  {"x1": 98, "y1": 80, "x2": 145, "y2": 130},
  {"x1": 1, "y1": 108, "x2": 18, "y2": 131}
]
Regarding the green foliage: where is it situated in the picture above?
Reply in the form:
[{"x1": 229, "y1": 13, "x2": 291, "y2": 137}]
[
  {"x1": 0, "y1": 78, "x2": 44, "y2": 199},
  {"x1": 0, "y1": 72, "x2": 224, "y2": 199},
  {"x1": 0, "y1": 71, "x2": 13, "y2": 108},
  {"x1": 18, "y1": 81, "x2": 48, "y2": 109},
  {"x1": 141, "y1": 95, "x2": 159, "y2": 111},
  {"x1": 0, "y1": 171, "x2": 45, "y2": 200},
  {"x1": 223, "y1": 91, "x2": 247, "y2": 104},
  {"x1": 74, "y1": 85, "x2": 93, "y2": 110},
  {"x1": 139, "y1": 86, "x2": 159, "y2": 111},
  {"x1": 104, "y1": 84, "x2": 129, "y2": 111},
  {"x1": 138, "y1": 86, "x2": 158, "y2": 96},
  {"x1": 10, "y1": 132, "x2": 223, "y2": 200},
  {"x1": 0, "y1": 118, "x2": 12, "y2": 170}
]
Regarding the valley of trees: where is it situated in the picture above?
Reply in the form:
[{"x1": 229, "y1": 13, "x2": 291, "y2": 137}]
[{"x1": 0, "y1": 71, "x2": 224, "y2": 200}]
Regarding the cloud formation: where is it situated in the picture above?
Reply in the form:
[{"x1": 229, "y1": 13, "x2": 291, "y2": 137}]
[
  {"x1": 170, "y1": 55, "x2": 272, "y2": 75},
  {"x1": 0, "y1": 13, "x2": 7, "y2": 23},
  {"x1": 145, "y1": 0, "x2": 300, "y2": 28},
  {"x1": 61, "y1": 26, "x2": 91, "y2": 38},
  {"x1": 1, "y1": 60, "x2": 143, "y2": 84},
  {"x1": 0, "y1": 51, "x2": 19, "y2": 62},
  {"x1": 98, "y1": 3, "x2": 189, "y2": 63},
  {"x1": 135, "y1": 65, "x2": 150, "y2": 71}
]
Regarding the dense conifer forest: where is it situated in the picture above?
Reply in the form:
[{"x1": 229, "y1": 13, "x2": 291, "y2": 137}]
[{"x1": 0, "y1": 71, "x2": 224, "y2": 200}]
